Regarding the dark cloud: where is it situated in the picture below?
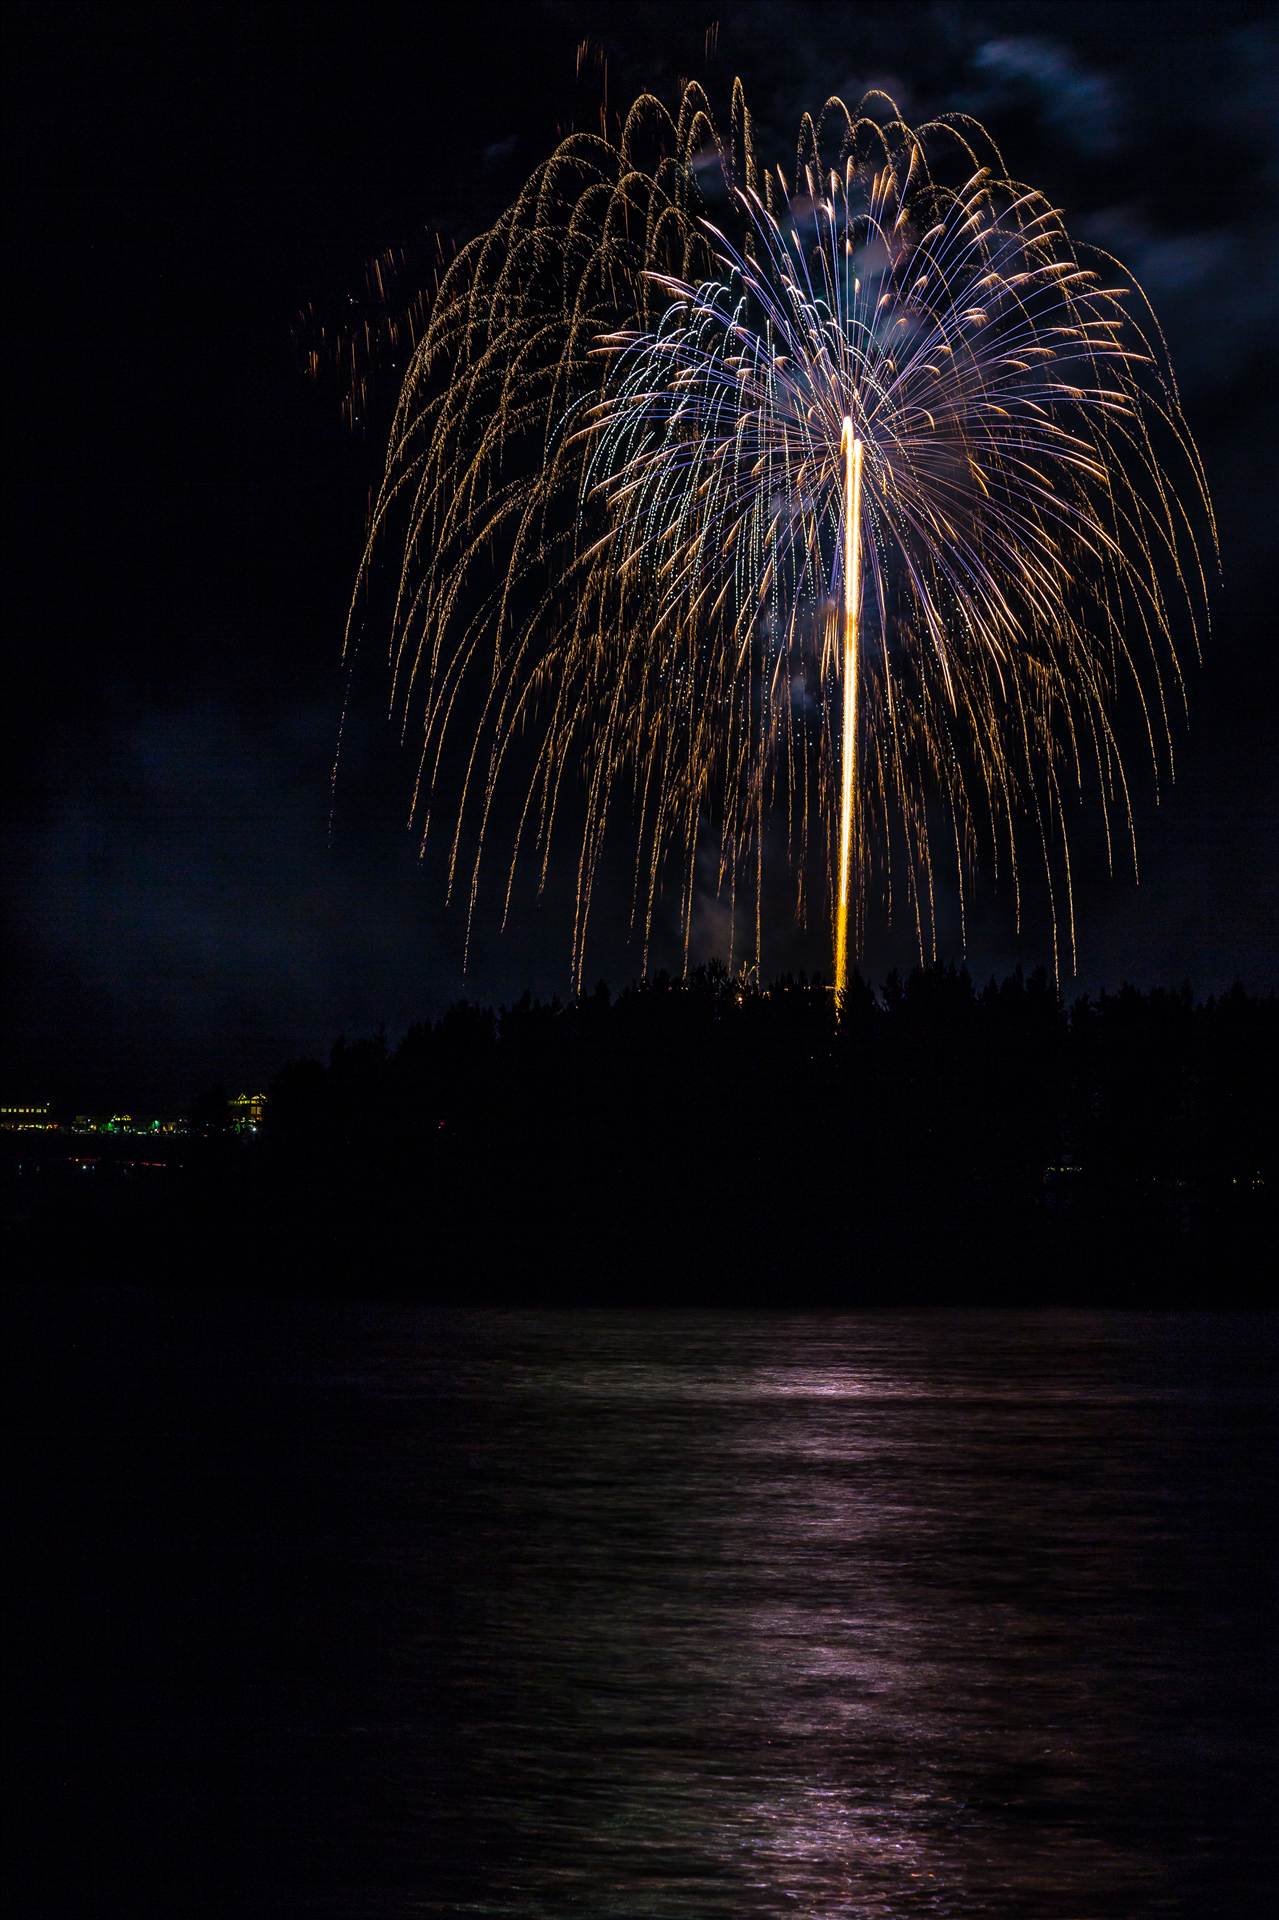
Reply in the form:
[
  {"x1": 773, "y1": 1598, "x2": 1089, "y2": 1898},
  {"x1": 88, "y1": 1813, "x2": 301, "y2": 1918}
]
[
  {"x1": 15, "y1": 695, "x2": 418, "y2": 1105},
  {"x1": 968, "y1": 36, "x2": 1121, "y2": 155}
]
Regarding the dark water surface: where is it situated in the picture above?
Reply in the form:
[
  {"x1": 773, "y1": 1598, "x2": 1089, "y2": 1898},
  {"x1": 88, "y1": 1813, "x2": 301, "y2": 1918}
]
[{"x1": 15, "y1": 1295, "x2": 1277, "y2": 1916}]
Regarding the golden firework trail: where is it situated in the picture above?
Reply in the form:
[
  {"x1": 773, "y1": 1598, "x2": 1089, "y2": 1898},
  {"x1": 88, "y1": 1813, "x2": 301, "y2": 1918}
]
[
  {"x1": 345, "y1": 84, "x2": 1215, "y2": 994},
  {"x1": 836, "y1": 419, "x2": 863, "y2": 999}
]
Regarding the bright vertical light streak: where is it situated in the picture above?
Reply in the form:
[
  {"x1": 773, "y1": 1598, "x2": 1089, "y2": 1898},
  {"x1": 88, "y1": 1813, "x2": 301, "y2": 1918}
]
[{"x1": 835, "y1": 421, "x2": 863, "y2": 1001}]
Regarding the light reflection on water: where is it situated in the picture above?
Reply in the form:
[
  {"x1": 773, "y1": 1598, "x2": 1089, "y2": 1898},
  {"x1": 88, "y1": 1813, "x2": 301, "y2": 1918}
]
[
  {"x1": 362, "y1": 1311, "x2": 1273, "y2": 1917},
  {"x1": 29, "y1": 1301, "x2": 1277, "y2": 1917}
]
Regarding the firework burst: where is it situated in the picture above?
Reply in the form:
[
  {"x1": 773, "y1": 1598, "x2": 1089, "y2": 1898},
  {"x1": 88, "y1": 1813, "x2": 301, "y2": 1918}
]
[{"x1": 346, "y1": 84, "x2": 1214, "y2": 991}]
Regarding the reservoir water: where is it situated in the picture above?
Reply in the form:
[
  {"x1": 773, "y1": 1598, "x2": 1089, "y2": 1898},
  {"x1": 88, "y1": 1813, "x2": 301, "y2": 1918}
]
[{"x1": 15, "y1": 1294, "x2": 1276, "y2": 1916}]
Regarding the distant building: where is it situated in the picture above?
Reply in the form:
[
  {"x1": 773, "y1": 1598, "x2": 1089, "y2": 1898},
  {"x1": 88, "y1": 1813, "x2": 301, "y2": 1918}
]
[
  {"x1": 0, "y1": 1102, "x2": 55, "y2": 1131},
  {"x1": 229, "y1": 1091, "x2": 268, "y2": 1131}
]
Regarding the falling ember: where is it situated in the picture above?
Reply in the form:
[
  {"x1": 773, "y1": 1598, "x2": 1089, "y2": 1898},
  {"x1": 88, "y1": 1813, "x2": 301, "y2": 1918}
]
[{"x1": 346, "y1": 84, "x2": 1215, "y2": 992}]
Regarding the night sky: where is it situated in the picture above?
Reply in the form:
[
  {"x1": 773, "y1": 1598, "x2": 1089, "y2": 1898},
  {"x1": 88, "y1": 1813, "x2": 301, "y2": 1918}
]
[{"x1": 8, "y1": 0, "x2": 1277, "y2": 1109}]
